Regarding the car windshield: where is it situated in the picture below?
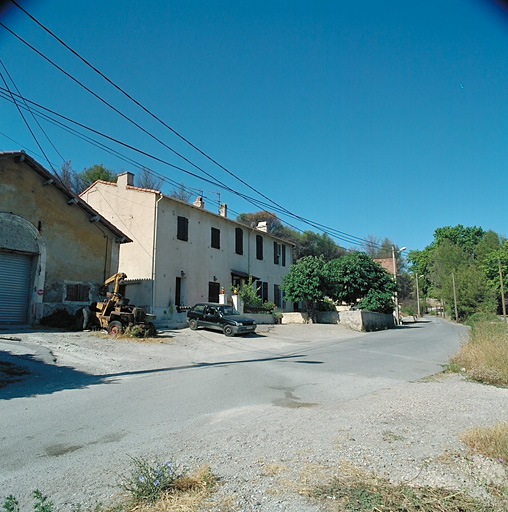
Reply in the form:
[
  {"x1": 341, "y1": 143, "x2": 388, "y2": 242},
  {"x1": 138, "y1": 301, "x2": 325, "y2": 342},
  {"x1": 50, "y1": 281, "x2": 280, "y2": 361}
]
[{"x1": 218, "y1": 305, "x2": 240, "y2": 315}]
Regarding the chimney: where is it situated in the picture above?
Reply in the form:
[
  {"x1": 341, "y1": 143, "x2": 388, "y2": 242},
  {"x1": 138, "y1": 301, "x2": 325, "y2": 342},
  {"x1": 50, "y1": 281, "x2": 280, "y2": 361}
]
[
  {"x1": 117, "y1": 172, "x2": 134, "y2": 188},
  {"x1": 257, "y1": 221, "x2": 268, "y2": 232},
  {"x1": 219, "y1": 203, "x2": 227, "y2": 217},
  {"x1": 193, "y1": 196, "x2": 204, "y2": 208}
]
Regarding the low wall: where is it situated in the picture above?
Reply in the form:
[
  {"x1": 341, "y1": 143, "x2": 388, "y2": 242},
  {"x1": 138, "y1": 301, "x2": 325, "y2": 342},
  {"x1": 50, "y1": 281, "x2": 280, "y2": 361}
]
[
  {"x1": 338, "y1": 310, "x2": 395, "y2": 332},
  {"x1": 244, "y1": 313, "x2": 275, "y2": 325},
  {"x1": 280, "y1": 310, "x2": 394, "y2": 331},
  {"x1": 281, "y1": 312, "x2": 310, "y2": 324}
]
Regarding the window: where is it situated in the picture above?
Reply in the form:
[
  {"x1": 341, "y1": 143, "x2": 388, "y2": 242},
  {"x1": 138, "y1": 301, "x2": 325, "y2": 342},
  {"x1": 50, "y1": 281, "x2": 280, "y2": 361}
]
[
  {"x1": 211, "y1": 227, "x2": 220, "y2": 249},
  {"x1": 65, "y1": 283, "x2": 90, "y2": 302},
  {"x1": 175, "y1": 277, "x2": 182, "y2": 306},
  {"x1": 274, "y1": 284, "x2": 282, "y2": 308},
  {"x1": 177, "y1": 216, "x2": 188, "y2": 241},
  {"x1": 256, "y1": 235, "x2": 263, "y2": 260},
  {"x1": 256, "y1": 280, "x2": 268, "y2": 302},
  {"x1": 235, "y1": 227, "x2": 243, "y2": 255},
  {"x1": 282, "y1": 245, "x2": 286, "y2": 266},
  {"x1": 273, "y1": 241, "x2": 280, "y2": 264}
]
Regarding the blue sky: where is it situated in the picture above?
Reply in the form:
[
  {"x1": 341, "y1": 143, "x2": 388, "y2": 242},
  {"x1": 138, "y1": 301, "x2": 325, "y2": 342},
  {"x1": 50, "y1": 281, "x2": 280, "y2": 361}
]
[{"x1": 1, "y1": 0, "x2": 507, "y2": 253}]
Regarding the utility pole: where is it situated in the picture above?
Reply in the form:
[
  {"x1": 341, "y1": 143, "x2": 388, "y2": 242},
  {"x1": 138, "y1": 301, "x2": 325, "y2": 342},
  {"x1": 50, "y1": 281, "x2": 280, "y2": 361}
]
[
  {"x1": 452, "y1": 272, "x2": 459, "y2": 322},
  {"x1": 415, "y1": 273, "x2": 421, "y2": 317},
  {"x1": 499, "y1": 258, "x2": 506, "y2": 321},
  {"x1": 391, "y1": 245, "x2": 406, "y2": 325}
]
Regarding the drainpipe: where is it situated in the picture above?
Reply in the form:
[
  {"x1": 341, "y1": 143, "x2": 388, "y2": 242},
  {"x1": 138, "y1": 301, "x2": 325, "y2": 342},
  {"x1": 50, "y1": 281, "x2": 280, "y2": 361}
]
[
  {"x1": 151, "y1": 193, "x2": 163, "y2": 314},
  {"x1": 247, "y1": 222, "x2": 255, "y2": 276}
]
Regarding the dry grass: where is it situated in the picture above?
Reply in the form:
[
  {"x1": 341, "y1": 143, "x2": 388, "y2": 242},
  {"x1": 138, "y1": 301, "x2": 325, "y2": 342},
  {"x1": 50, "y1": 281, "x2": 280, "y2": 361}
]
[
  {"x1": 461, "y1": 422, "x2": 508, "y2": 463},
  {"x1": 451, "y1": 320, "x2": 508, "y2": 386},
  {"x1": 306, "y1": 461, "x2": 505, "y2": 512},
  {"x1": 96, "y1": 331, "x2": 172, "y2": 344},
  {"x1": 121, "y1": 465, "x2": 217, "y2": 512}
]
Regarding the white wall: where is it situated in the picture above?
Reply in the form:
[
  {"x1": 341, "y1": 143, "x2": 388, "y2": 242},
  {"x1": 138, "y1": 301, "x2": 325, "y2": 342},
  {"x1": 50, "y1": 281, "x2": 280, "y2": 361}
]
[{"x1": 82, "y1": 174, "x2": 293, "y2": 326}]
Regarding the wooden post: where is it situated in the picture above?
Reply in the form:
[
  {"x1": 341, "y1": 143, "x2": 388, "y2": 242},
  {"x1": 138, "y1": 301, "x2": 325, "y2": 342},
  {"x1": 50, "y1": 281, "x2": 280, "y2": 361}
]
[
  {"x1": 499, "y1": 258, "x2": 506, "y2": 321},
  {"x1": 452, "y1": 272, "x2": 459, "y2": 322}
]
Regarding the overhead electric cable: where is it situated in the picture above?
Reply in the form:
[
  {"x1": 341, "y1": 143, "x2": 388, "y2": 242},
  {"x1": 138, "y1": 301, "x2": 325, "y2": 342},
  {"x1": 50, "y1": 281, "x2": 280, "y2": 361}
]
[
  {"x1": 0, "y1": 57, "x2": 66, "y2": 165},
  {"x1": 0, "y1": 63, "x2": 55, "y2": 171},
  {"x1": 0, "y1": 21, "x2": 244, "y2": 195},
  {"x1": 0, "y1": 87, "x2": 372, "y2": 249},
  {"x1": 5, "y1": 1, "x2": 384, "y2": 250}
]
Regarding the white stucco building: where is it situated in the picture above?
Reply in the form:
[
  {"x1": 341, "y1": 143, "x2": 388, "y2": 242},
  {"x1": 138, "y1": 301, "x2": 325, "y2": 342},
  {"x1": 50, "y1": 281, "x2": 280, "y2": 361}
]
[{"x1": 81, "y1": 172, "x2": 294, "y2": 326}]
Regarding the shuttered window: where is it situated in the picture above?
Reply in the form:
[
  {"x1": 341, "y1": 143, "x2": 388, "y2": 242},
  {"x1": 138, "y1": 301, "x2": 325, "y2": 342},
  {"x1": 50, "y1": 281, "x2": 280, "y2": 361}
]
[
  {"x1": 256, "y1": 235, "x2": 263, "y2": 260},
  {"x1": 235, "y1": 228, "x2": 243, "y2": 255},
  {"x1": 211, "y1": 227, "x2": 220, "y2": 249},
  {"x1": 177, "y1": 216, "x2": 188, "y2": 241}
]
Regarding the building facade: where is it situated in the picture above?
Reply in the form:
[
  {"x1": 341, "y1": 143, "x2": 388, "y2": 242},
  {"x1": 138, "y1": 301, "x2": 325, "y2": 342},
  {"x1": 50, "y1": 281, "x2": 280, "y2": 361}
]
[
  {"x1": 0, "y1": 151, "x2": 131, "y2": 325},
  {"x1": 81, "y1": 172, "x2": 294, "y2": 326}
]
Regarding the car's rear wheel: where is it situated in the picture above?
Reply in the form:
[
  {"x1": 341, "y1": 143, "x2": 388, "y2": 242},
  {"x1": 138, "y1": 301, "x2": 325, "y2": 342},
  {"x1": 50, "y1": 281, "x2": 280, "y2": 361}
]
[
  {"x1": 189, "y1": 318, "x2": 198, "y2": 330},
  {"x1": 223, "y1": 325, "x2": 234, "y2": 337},
  {"x1": 108, "y1": 320, "x2": 123, "y2": 336}
]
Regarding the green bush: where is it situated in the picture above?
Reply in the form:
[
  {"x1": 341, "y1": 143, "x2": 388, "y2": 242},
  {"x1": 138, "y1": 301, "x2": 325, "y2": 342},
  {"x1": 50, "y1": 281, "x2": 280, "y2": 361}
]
[
  {"x1": 121, "y1": 457, "x2": 183, "y2": 503},
  {"x1": 237, "y1": 276, "x2": 263, "y2": 308},
  {"x1": 465, "y1": 312, "x2": 500, "y2": 328}
]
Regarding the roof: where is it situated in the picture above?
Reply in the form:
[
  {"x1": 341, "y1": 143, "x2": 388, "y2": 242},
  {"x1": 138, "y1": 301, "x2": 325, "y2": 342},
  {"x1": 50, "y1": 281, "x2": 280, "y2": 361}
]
[
  {"x1": 0, "y1": 151, "x2": 132, "y2": 243},
  {"x1": 82, "y1": 176, "x2": 296, "y2": 247}
]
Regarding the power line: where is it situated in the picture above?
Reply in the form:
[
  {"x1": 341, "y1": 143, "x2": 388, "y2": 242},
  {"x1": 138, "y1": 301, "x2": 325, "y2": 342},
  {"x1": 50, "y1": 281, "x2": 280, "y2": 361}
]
[
  {"x1": 1, "y1": 84, "x2": 381, "y2": 250},
  {"x1": 3, "y1": 3, "x2": 384, "y2": 250}
]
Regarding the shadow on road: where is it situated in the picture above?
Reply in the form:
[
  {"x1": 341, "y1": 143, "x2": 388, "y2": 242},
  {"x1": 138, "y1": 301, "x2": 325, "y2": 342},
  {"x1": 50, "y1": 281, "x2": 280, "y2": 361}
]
[{"x1": 0, "y1": 351, "x2": 308, "y2": 401}]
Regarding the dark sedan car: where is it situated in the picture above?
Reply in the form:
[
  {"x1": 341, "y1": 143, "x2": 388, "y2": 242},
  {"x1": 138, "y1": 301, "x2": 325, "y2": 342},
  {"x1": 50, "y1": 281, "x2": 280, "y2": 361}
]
[{"x1": 187, "y1": 303, "x2": 256, "y2": 336}]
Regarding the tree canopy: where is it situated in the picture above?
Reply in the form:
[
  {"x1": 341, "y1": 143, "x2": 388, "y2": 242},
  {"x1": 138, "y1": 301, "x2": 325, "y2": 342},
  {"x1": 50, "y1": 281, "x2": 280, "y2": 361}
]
[
  {"x1": 325, "y1": 252, "x2": 396, "y2": 312},
  {"x1": 236, "y1": 211, "x2": 346, "y2": 261},
  {"x1": 407, "y1": 224, "x2": 505, "y2": 320},
  {"x1": 78, "y1": 164, "x2": 117, "y2": 190},
  {"x1": 281, "y1": 252, "x2": 396, "y2": 320}
]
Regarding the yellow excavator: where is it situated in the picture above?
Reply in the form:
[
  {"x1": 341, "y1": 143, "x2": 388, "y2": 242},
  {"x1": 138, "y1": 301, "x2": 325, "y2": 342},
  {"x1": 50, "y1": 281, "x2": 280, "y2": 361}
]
[{"x1": 87, "y1": 272, "x2": 156, "y2": 336}]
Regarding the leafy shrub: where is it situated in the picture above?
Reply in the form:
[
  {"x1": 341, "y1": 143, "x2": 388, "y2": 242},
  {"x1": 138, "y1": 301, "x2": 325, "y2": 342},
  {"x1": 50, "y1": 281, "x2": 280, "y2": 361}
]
[
  {"x1": 465, "y1": 312, "x2": 500, "y2": 328},
  {"x1": 316, "y1": 298, "x2": 336, "y2": 311},
  {"x1": 401, "y1": 306, "x2": 415, "y2": 316},
  {"x1": 2, "y1": 491, "x2": 55, "y2": 512},
  {"x1": 237, "y1": 276, "x2": 263, "y2": 309},
  {"x1": 358, "y1": 289, "x2": 394, "y2": 314},
  {"x1": 121, "y1": 457, "x2": 183, "y2": 502}
]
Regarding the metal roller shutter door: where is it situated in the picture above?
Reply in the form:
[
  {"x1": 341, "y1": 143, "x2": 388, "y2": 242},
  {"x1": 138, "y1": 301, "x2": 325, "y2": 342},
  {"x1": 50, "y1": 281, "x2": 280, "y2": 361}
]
[{"x1": 0, "y1": 252, "x2": 32, "y2": 324}]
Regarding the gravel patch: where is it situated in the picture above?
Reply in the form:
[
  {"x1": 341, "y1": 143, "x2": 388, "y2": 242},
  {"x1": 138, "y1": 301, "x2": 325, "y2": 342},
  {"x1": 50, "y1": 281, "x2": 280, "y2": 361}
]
[{"x1": 0, "y1": 324, "x2": 507, "y2": 511}]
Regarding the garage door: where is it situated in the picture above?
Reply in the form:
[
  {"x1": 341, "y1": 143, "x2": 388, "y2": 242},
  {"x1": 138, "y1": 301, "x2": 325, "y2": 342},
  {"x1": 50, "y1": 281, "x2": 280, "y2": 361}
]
[{"x1": 0, "y1": 251, "x2": 32, "y2": 324}]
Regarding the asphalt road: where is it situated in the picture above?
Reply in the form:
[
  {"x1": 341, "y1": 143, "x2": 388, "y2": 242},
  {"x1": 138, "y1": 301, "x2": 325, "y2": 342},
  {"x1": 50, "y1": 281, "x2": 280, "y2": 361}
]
[{"x1": 0, "y1": 316, "x2": 468, "y2": 509}]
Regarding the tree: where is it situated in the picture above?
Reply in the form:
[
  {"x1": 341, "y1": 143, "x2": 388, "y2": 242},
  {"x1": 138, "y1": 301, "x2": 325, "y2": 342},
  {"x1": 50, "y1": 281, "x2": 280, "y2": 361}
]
[
  {"x1": 482, "y1": 239, "x2": 508, "y2": 313},
  {"x1": 295, "y1": 231, "x2": 346, "y2": 261},
  {"x1": 57, "y1": 160, "x2": 80, "y2": 193},
  {"x1": 136, "y1": 167, "x2": 163, "y2": 190},
  {"x1": 77, "y1": 164, "x2": 117, "y2": 191},
  {"x1": 170, "y1": 182, "x2": 192, "y2": 202},
  {"x1": 236, "y1": 211, "x2": 283, "y2": 234},
  {"x1": 281, "y1": 256, "x2": 327, "y2": 321},
  {"x1": 433, "y1": 225, "x2": 485, "y2": 258},
  {"x1": 325, "y1": 252, "x2": 396, "y2": 312}
]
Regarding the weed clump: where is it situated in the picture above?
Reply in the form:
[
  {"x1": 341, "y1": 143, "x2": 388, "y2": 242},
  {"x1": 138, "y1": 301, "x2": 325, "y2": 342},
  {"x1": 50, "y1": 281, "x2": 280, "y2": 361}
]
[
  {"x1": 121, "y1": 457, "x2": 181, "y2": 503},
  {"x1": 309, "y1": 470, "x2": 501, "y2": 512}
]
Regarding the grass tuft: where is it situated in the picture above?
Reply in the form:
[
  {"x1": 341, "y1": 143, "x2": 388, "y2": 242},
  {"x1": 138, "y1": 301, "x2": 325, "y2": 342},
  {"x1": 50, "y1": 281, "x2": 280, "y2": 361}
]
[
  {"x1": 308, "y1": 465, "x2": 503, "y2": 512},
  {"x1": 461, "y1": 422, "x2": 508, "y2": 463},
  {"x1": 122, "y1": 465, "x2": 217, "y2": 512}
]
